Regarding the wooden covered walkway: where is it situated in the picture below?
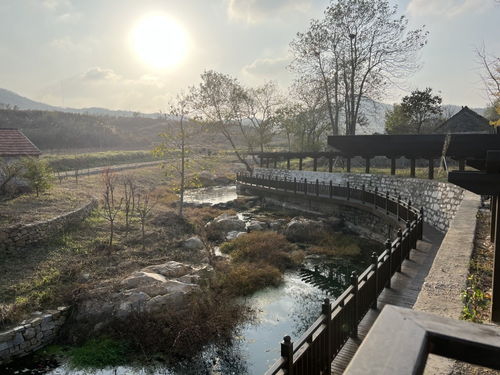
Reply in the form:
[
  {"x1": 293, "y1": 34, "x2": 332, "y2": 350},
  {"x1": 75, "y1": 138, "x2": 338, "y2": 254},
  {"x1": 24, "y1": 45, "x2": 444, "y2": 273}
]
[{"x1": 331, "y1": 223, "x2": 444, "y2": 374}]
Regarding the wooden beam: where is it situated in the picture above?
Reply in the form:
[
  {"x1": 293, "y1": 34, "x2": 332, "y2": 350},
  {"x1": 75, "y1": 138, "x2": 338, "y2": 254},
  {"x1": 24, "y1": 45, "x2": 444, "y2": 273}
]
[
  {"x1": 410, "y1": 159, "x2": 416, "y2": 178},
  {"x1": 428, "y1": 159, "x2": 434, "y2": 180},
  {"x1": 390, "y1": 158, "x2": 396, "y2": 175},
  {"x1": 493, "y1": 196, "x2": 500, "y2": 323}
]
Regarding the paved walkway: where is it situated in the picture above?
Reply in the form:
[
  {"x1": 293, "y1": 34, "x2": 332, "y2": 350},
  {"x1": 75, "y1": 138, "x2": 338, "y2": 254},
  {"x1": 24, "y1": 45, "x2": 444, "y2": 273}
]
[{"x1": 331, "y1": 223, "x2": 444, "y2": 374}]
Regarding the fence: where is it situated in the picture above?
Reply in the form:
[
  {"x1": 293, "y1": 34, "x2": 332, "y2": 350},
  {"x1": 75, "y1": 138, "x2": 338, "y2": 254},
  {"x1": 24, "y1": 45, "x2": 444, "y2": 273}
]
[{"x1": 236, "y1": 173, "x2": 423, "y2": 375}]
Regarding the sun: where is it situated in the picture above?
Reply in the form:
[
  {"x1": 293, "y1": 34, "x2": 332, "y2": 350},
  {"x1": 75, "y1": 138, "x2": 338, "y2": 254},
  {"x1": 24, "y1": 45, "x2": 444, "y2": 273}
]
[{"x1": 131, "y1": 14, "x2": 188, "y2": 69}]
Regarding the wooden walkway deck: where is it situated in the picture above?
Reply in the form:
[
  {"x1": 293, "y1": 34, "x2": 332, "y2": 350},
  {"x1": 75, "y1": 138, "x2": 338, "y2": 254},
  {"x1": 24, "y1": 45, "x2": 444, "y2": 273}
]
[{"x1": 331, "y1": 223, "x2": 444, "y2": 374}]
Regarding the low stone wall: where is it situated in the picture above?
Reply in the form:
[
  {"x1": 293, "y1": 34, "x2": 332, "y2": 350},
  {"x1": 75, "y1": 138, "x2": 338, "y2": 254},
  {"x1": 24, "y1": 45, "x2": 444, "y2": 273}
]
[
  {"x1": 413, "y1": 190, "x2": 480, "y2": 374},
  {"x1": 254, "y1": 168, "x2": 464, "y2": 232},
  {"x1": 0, "y1": 307, "x2": 69, "y2": 364},
  {"x1": 0, "y1": 197, "x2": 97, "y2": 252}
]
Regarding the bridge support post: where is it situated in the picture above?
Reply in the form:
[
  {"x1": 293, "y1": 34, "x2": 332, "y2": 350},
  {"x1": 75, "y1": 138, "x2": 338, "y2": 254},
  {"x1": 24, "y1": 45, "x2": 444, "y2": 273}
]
[
  {"x1": 316, "y1": 179, "x2": 319, "y2": 196},
  {"x1": 385, "y1": 191, "x2": 389, "y2": 214},
  {"x1": 322, "y1": 298, "x2": 332, "y2": 374},
  {"x1": 346, "y1": 157, "x2": 351, "y2": 173},
  {"x1": 385, "y1": 239, "x2": 392, "y2": 288},
  {"x1": 299, "y1": 158, "x2": 303, "y2": 171},
  {"x1": 350, "y1": 271, "x2": 359, "y2": 339},
  {"x1": 428, "y1": 159, "x2": 434, "y2": 180},
  {"x1": 371, "y1": 252, "x2": 378, "y2": 310},
  {"x1": 397, "y1": 229, "x2": 403, "y2": 272},
  {"x1": 391, "y1": 157, "x2": 396, "y2": 175},
  {"x1": 492, "y1": 196, "x2": 497, "y2": 242},
  {"x1": 281, "y1": 336, "x2": 294, "y2": 375},
  {"x1": 362, "y1": 184, "x2": 366, "y2": 204},
  {"x1": 406, "y1": 222, "x2": 412, "y2": 257},
  {"x1": 304, "y1": 178, "x2": 308, "y2": 195},
  {"x1": 293, "y1": 177, "x2": 297, "y2": 194},
  {"x1": 410, "y1": 159, "x2": 416, "y2": 178},
  {"x1": 284, "y1": 177, "x2": 287, "y2": 192},
  {"x1": 397, "y1": 195, "x2": 401, "y2": 221},
  {"x1": 329, "y1": 180, "x2": 333, "y2": 198},
  {"x1": 313, "y1": 157, "x2": 318, "y2": 171},
  {"x1": 365, "y1": 157, "x2": 371, "y2": 174},
  {"x1": 329, "y1": 157, "x2": 333, "y2": 173},
  {"x1": 287, "y1": 158, "x2": 290, "y2": 170},
  {"x1": 459, "y1": 159, "x2": 465, "y2": 171},
  {"x1": 347, "y1": 181, "x2": 350, "y2": 201}
]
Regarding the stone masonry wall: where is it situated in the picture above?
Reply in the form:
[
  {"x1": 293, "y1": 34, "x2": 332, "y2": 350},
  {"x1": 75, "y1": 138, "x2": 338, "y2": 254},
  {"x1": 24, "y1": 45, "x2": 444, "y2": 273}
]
[
  {"x1": 0, "y1": 307, "x2": 69, "y2": 364},
  {"x1": 254, "y1": 168, "x2": 464, "y2": 232},
  {"x1": 0, "y1": 197, "x2": 97, "y2": 252}
]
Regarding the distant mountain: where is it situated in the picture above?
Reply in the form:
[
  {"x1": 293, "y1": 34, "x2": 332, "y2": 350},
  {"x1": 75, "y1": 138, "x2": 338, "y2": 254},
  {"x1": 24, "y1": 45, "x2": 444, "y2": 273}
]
[{"x1": 0, "y1": 88, "x2": 159, "y2": 119}]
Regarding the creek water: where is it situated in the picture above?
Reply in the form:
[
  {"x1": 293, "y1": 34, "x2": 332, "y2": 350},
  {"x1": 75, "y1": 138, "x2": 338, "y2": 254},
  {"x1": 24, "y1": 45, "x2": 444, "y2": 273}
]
[{"x1": 5, "y1": 185, "x2": 375, "y2": 375}]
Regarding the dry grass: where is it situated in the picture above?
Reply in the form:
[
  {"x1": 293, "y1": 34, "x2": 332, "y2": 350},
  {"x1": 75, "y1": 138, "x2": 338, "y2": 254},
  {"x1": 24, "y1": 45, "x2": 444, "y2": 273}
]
[{"x1": 0, "y1": 186, "x2": 89, "y2": 226}]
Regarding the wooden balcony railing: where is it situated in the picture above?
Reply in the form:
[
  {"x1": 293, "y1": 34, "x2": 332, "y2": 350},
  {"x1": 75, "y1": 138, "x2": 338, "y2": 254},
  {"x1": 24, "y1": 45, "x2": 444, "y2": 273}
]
[{"x1": 236, "y1": 173, "x2": 423, "y2": 375}]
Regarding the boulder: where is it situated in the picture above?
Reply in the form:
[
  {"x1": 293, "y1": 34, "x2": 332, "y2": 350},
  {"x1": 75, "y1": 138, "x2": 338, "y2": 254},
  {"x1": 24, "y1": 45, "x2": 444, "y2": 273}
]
[
  {"x1": 284, "y1": 217, "x2": 326, "y2": 242},
  {"x1": 226, "y1": 231, "x2": 246, "y2": 241},
  {"x1": 142, "y1": 261, "x2": 194, "y2": 278},
  {"x1": 208, "y1": 213, "x2": 246, "y2": 232},
  {"x1": 182, "y1": 236, "x2": 204, "y2": 251},
  {"x1": 246, "y1": 220, "x2": 267, "y2": 232}
]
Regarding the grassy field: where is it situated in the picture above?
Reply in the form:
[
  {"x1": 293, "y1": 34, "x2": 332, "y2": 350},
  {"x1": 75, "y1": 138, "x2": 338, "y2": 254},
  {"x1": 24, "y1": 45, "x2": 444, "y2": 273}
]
[{"x1": 43, "y1": 150, "x2": 162, "y2": 172}]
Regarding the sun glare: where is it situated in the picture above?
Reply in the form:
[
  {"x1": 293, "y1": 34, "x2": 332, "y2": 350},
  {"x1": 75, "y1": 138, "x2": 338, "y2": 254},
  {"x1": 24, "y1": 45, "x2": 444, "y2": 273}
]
[{"x1": 131, "y1": 14, "x2": 188, "y2": 69}]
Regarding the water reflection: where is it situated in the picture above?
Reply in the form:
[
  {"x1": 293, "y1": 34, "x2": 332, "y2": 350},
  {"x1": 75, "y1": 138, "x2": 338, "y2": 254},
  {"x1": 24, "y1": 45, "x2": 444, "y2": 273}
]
[{"x1": 183, "y1": 186, "x2": 237, "y2": 205}]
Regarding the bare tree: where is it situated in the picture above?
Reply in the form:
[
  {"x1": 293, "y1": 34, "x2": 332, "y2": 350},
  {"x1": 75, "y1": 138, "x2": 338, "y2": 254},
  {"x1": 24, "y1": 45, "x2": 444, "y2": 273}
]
[
  {"x1": 0, "y1": 158, "x2": 22, "y2": 196},
  {"x1": 100, "y1": 169, "x2": 123, "y2": 247},
  {"x1": 290, "y1": 0, "x2": 428, "y2": 135},
  {"x1": 191, "y1": 70, "x2": 253, "y2": 172},
  {"x1": 136, "y1": 191, "x2": 156, "y2": 251},
  {"x1": 122, "y1": 175, "x2": 136, "y2": 236},
  {"x1": 154, "y1": 92, "x2": 198, "y2": 216}
]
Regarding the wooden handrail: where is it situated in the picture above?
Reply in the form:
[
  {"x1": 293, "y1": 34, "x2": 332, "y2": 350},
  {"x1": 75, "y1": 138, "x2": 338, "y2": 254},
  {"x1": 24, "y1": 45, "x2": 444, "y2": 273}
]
[{"x1": 235, "y1": 173, "x2": 423, "y2": 375}]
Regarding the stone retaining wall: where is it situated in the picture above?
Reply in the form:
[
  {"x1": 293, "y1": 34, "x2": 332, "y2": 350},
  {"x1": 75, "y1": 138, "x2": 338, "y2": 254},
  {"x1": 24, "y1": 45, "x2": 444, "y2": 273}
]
[
  {"x1": 0, "y1": 307, "x2": 69, "y2": 364},
  {"x1": 0, "y1": 197, "x2": 97, "y2": 252},
  {"x1": 254, "y1": 168, "x2": 464, "y2": 232}
]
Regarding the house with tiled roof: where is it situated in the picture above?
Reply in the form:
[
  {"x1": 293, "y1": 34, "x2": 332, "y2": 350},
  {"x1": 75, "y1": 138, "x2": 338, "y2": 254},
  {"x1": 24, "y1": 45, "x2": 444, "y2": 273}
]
[
  {"x1": 434, "y1": 106, "x2": 492, "y2": 134},
  {"x1": 0, "y1": 128, "x2": 41, "y2": 161}
]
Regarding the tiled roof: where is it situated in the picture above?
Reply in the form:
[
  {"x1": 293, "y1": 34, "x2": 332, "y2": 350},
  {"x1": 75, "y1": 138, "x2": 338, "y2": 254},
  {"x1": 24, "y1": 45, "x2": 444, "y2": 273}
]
[{"x1": 0, "y1": 128, "x2": 41, "y2": 157}]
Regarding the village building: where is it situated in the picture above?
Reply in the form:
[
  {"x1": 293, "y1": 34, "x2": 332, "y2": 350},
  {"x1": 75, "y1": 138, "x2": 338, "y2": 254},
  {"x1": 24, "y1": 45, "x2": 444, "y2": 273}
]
[
  {"x1": 434, "y1": 106, "x2": 492, "y2": 134},
  {"x1": 0, "y1": 128, "x2": 41, "y2": 162}
]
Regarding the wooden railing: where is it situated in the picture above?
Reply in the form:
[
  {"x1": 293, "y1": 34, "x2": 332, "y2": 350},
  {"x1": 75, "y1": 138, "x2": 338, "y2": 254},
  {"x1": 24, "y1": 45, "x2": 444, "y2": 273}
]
[{"x1": 235, "y1": 173, "x2": 424, "y2": 375}]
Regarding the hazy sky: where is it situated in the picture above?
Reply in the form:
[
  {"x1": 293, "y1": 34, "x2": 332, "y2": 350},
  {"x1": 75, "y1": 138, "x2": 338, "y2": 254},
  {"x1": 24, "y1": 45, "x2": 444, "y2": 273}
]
[{"x1": 0, "y1": 0, "x2": 499, "y2": 112}]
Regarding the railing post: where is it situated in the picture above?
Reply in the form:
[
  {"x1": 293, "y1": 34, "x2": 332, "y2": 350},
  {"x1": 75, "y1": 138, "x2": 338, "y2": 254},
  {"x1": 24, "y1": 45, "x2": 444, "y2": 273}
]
[
  {"x1": 329, "y1": 180, "x2": 333, "y2": 198},
  {"x1": 397, "y1": 194, "x2": 401, "y2": 221},
  {"x1": 281, "y1": 336, "x2": 294, "y2": 375},
  {"x1": 284, "y1": 176, "x2": 287, "y2": 192},
  {"x1": 347, "y1": 181, "x2": 350, "y2": 201},
  {"x1": 385, "y1": 191, "x2": 389, "y2": 214},
  {"x1": 407, "y1": 199, "x2": 412, "y2": 222},
  {"x1": 304, "y1": 178, "x2": 308, "y2": 195},
  {"x1": 362, "y1": 184, "x2": 366, "y2": 204},
  {"x1": 419, "y1": 207, "x2": 424, "y2": 240},
  {"x1": 385, "y1": 239, "x2": 392, "y2": 288},
  {"x1": 397, "y1": 229, "x2": 403, "y2": 271},
  {"x1": 322, "y1": 298, "x2": 332, "y2": 374},
  {"x1": 407, "y1": 221, "x2": 414, "y2": 251},
  {"x1": 316, "y1": 179, "x2": 319, "y2": 196},
  {"x1": 294, "y1": 177, "x2": 297, "y2": 194},
  {"x1": 350, "y1": 271, "x2": 359, "y2": 338},
  {"x1": 371, "y1": 252, "x2": 378, "y2": 309}
]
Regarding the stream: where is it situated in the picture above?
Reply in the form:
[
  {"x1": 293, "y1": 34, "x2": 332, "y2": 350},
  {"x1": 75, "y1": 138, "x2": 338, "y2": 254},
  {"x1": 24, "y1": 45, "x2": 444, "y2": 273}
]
[{"x1": 5, "y1": 185, "x2": 375, "y2": 375}]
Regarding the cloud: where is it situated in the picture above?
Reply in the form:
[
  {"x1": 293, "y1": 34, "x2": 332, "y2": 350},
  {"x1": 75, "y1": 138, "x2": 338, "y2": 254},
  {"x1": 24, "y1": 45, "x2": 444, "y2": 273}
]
[
  {"x1": 41, "y1": 0, "x2": 71, "y2": 10},
  {"x1": 241, "y1": 55, "x2": 293, "y2": 86},
  {"x1": 407, "y1": 0, "x2": 493, "y2": 18},
  {"x1": 82, "y1": 67, "x2": 121, "y2": 82},
  {"x1": 38, "y1": 67, "x2": 173, "y2": 112},
  {"x1": 226, "y1": 0, "x2": 311, "y2": 23}
]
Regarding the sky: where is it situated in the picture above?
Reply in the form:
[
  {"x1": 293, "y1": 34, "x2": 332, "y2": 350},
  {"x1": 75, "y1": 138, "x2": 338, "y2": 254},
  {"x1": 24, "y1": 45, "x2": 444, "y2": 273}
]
[{"x1": 0, "y1": 0, "x2": 499, "y2": 113}]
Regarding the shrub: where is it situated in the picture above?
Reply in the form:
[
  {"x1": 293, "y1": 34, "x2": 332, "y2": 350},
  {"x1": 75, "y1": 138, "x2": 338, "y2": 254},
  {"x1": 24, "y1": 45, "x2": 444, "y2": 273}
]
[
  {"x1": 21, "y1": 157, "x2": 54, "y2": 197},
  {"x1": 308, "y1": 232, "x2": 362, "y2": 257},
  {"x1": 102, "y1": 288, "x2": 250, "y2": 361},
  {"x1": 221, "y1": 231, "x2": 301, "y2": 271},
  {"x1": 218, "y1": 262, "x2": 283, "y2": 296}
]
